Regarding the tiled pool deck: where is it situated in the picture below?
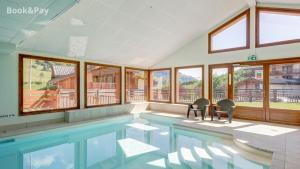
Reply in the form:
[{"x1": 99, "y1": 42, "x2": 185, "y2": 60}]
[
  {"x1": 144, "y1": 112, "x2": 300, "y2": 169},
  {"x1": 1, "y1": 112, "x2": 299, "y2": 169}
]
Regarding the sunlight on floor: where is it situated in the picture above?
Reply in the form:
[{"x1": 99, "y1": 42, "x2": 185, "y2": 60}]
[
  {"x1": 196, "y1": 122, "x2": 225, "y2": 127},
  {"x1": 182, "y1": 118, "x2": 253, "y2": 128},
  {"x1": 235, "y1": 124, "x2": 298, "y2": 136},
  {"x1": 182, "y1": 119, "x2": 198, "y2": 123},
  {"x1": 198, "y1": 120, "x2": 252, "y2": 128},
  {"x1": 152, "y1": 113, "x2": 183, "y2": 118}
]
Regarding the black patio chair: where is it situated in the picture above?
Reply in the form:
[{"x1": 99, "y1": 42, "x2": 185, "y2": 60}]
[
  {"x1": 213, "y1": 99, "x2": 236, "y2": 123},
  {"x1": 187, "y1": 98, "x2": 210, "y2": 120}
]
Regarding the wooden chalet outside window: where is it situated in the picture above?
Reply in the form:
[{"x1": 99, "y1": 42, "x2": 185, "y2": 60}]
[
  {"x1": 85, "y1": 63, "x2": 121, "y2": 107},
  {"x1": 125, "y1": 68, "x2": 149, "y2": 103},
  {"x1": 149, "y1": 69, "x2": 171, "y2": 103},
  {"x1": 175, "y1": 65, "x2": 204, "y2": 104},
  {"x1": 19, "y1": 54, "x2": 80, "y2": 115}
]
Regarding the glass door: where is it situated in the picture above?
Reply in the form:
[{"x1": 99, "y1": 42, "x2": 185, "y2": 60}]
[
  {"x1": 268, "y1": 62, "x2": 300, "y2": 124},
  {"x1": 233, "y1": 65, "x2": 265, "y2": 120},
  {"x1": 210, "y1": 66, "x2": 232, "y2": 104},
  {"x1": 209, "y1": 59, "x2": 300, "y2": 125},
  {"x1": 233, "y1": 65, "x2": 264, "y2": 108},
  {"x1": 209, "y1": 64, "x2": 265, "y2": 121}
]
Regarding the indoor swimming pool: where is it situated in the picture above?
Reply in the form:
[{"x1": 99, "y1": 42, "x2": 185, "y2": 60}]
[{"x1": 0, "y1": 116, "x2": 272, "y2": 169}]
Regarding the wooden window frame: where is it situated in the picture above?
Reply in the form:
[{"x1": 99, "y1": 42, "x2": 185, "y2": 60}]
[
  {"x1": 174, "y1": 65, "x2": 204, "y2": 104},
  {"x1": 256, "y1": 7, "x2": 300, "y2": 48},
  {"x1": 149, "y1": 68, "x2": 172, "y2": 103},
  {"x1": 125, "y1": 67, "x2": 149, "y2": 103},
  {"x1": 19, "y1": 54, "x2": 80, "y2": 116},
  {"x1": 84, "y1": 62, "x2": 122, "y2": 108},
  {"x1": 208, "y1": 56, "x2": 300, "y2": 125},
  {"x1": 208, "y1": 9, "x2": 250, "y2": 54}
]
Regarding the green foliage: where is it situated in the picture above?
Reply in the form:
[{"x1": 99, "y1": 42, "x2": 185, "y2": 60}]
[
  {"x1": 23, "y1": 59, "x2": 52, "y2": 90},
  {"x1": 213, "y1": 74, "x2": 227, "y2": 90},
  {"x1": 234, "y1": 68, "x2": 254, "y2": 83},
  {"x1": 213, "y1": 68, "x2": 256, "y2": 90}
]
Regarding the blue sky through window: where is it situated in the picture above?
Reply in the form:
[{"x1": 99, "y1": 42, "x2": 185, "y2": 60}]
[
  {"x1": 212, "y1": 16, "x2": 247, "y2": 51},
  {"x1": 178, "y1": 68, "x2": 202, "y2": 80},
  {"x1": 259, "y1": 11, "x2": 300, "y2": 44}
]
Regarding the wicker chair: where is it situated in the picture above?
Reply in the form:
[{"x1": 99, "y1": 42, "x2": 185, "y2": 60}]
[
  {"x1": 187, "y1": 98, "x2": 210, "y2": 120},
  {"x1": 213, "y1": 99, "x2": 236, "y2": 123}
]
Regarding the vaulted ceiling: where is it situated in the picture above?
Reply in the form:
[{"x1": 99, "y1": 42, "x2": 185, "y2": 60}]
[
  {"x1": 2, "y1": 0, "x2": 299, "y2": 67},
  {"x1": 18, "y1": 0, "x2": 248, "y2": 67}
]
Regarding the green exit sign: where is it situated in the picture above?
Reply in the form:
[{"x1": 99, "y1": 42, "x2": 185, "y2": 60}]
[{"x1": 248, "y1": 55, "x2": 257, "y2": 61}]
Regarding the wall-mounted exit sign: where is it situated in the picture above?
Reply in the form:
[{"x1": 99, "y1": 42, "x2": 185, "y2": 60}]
[{"x1": 248, "y1": 55, "x2": 257, "y2": 61}]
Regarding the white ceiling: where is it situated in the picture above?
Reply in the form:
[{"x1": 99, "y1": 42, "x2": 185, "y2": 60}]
[
  {"x1": 19, "y1": 0, "x2": 248, "y2": 67},
  {"x1": 18, "y1": 0, "x2": 300, "y2": 67},
  {"x1": 0, "y1": 0, "x2": 77, "y2": 44}
]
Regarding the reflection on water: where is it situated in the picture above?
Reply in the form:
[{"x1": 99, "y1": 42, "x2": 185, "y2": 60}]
[
  {"x1": 0, "y1": 119, "x2": 270, "y2": 169},
  {"x1": 23, "y1": 143, "x2": 74, "y2": 169},
  {"x1": 87, "y1": 132, "x2": 118, "y2": 167}
]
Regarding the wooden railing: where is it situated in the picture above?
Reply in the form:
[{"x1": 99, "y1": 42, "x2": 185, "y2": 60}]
[
  {"x1": 213, "y1": 89, "x2": 300, "y2": 103},
  {"x1": 151, "y1": 89, "x2": 170, "y2": 101},
  {"x1": 269, "y1": 89, "x2": 300, "y2": 103},
  {"x1": 234, "y1": 89, "x2": 263, "y2": 102},
  {"x1": 177, "y1": 89, "x2": 201, "y2": 103},
  {"x1": 87, "y1": 82, "x2": 116, "y2": 89},
  {"x1": 87, "y1": 89, "x2": 119, "y2": 106},
  {"x1": 58, "y1": 90, "x2": 77, "y2": 108},
  {"x1": 270, "y1": 69, "x2": 300, "y2": 75},
  {"x1": 126, "y1": 89, "x2": 147, "y2": 102},
  {"x1": 23, "y1": 89, "x2": 77, "y2": 111}
]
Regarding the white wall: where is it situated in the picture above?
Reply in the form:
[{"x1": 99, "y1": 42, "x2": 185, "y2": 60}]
[{"x1": 151, "y1": 6, "x2": 300, "y2": 99}]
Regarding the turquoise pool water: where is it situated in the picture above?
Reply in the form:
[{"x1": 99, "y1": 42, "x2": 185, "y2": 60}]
[{"x1": 0, "y1": 117, "x2": 271, "y2": 169}]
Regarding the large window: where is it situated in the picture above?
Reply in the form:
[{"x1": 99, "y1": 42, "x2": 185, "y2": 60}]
[
  {"x1": 233, "y1": 65, "x2": 264, "y2": 107},
  {"x1": 175, "y1": 66, "x2": 204, "y2": 104},
  {"x1": 256, "y1": 7, "x2": 300, "y2": 47},
  {"x1": 149, "y1": 69, "x2": 171, "y2": 102},
  {"x1": 125, "y1": 68, "x2": 148, "y2": 103},
  {"x1": 85, "y1": 63, "x2": 121, "y2": 107},
  {"x1": 20, "y1": 54, "x2": 80, "y2": 115},
  {"x1": 209, "y1": 9, "x2": 250, "y2": 53},
  {"x1": 269, "y1": 63, "x2": 300, "y2": 110}
]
